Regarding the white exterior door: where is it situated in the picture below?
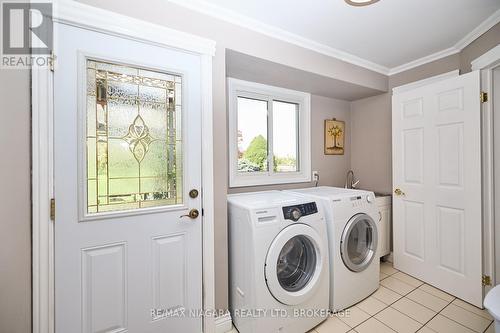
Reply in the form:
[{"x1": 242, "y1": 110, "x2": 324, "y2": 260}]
[
  {"x1": 392, "y1": 71, "x2": 483, "y2": 306},
  {"x1": 54, "y1": 22, "x2": 203, "y2": 332}
]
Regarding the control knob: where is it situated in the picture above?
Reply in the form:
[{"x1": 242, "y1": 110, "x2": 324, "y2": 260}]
[
  {"x1": 291, "y1": 208, "x2": 302, "y2": 221},
  {"x1": 367, "y1": 195, "x2": 374, "y2": 203}
]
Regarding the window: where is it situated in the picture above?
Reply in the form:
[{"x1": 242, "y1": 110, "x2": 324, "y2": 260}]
[
  {"x1": 86, "y1": 59, "x2": 182, "y2": 214},
  {"x1": 228, "y1": 78, "x2": 311, "y2": 187}
]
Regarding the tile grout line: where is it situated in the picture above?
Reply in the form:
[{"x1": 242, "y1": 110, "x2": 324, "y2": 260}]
[
  {"x1": 353, "y1": 287, "x2": 451, "y2": 333},
  {"x1": 359, "y1": 265, "x2": 473, "y2": 333},
  {"x1": 399, "y1": 284, "x2": 488, "y2": 333},
  {"x1": 370, "y1": 284, "x2": 426, "y2": 331},
  {"x1": 350, "y1": 282, "x2": 419, "y2": 332},
  {"x1": 413, "y1": 295, "x2": 456, "y2": 331},
  {"x1": 327, "y1": 263, "x2": 492, "y2": 333},
  {"x1": 386, "y1": 279, "x2": 457, "y2": 331},
  {"x1": 450, "y1": 300, "x2": 494, "y2": 321},
  {"x1": 437, "y1": 303, "x2": 493, "y2": 333},
  {"x1": 483, "y1": 322, "x2": 494, "y2": 333},
  {"x1": 378, "y1": 267, "x2": 492, "y2": 333}
]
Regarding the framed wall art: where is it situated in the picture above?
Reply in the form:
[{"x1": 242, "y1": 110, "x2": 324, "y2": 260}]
[{"x1": 324, "y1": 118, "x2": 345, "y2": 155}]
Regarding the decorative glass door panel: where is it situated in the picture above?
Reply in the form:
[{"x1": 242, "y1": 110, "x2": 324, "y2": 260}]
[{"x1": 86, "y1": 59, "x2": 182, "y2": 214}]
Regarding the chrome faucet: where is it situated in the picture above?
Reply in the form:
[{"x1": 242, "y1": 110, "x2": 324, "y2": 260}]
[{"x1": 345, "y1": 170, "x2": 360, "y2": 189}]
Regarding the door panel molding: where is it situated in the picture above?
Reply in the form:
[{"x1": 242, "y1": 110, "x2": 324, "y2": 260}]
[
  {"x1": 392, "y1": 71, "x2": 482, "y2": 307},
  {"x1": 82, "y1": 242, "x2": 128, "y2": 333},
  {"x1": 31, "y1": 1, "x2": 216, "y2": 332}
]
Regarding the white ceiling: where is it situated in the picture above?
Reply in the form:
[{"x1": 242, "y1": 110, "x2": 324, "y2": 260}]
[{"x1": 167, "y1": 0, "x2": 500, "y2": 74}]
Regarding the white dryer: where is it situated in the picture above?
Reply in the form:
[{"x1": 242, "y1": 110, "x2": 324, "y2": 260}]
[
  {"x1": 287, "y1": 187, "x2": 380, "y2": 311},
  {"x1": 228, "y1": 191, "x2": 329, "y2": 333}
]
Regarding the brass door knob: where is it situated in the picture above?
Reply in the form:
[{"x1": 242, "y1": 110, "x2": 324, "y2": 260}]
[
  {"x1": 180, "y1": 209, "x2": 199, "y2": 219},
  {"x1": 394, "y1": 188, "x2": 406, "y2": 196}
]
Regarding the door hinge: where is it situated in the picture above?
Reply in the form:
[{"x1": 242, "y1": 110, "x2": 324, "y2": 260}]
[
  {"x1": 50, "y1": 198, "x2": 55, "y2": 221},
  {"x1": 480, "y1": 91, "x2": 488, "y2": 103},
  {"x1": 482, "y1": 275, "x2": 492, "y2": 286},
  {"x1": 49, "y1": 51, "x2": 56, "y2": 72}
]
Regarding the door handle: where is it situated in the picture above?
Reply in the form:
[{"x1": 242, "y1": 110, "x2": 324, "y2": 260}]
[
  {"x1": 180, "y1": 209, "x2": 199, "y2": 219},
  {"x1": 394, "y1": 188, "x2": 406, "y2": 196}
]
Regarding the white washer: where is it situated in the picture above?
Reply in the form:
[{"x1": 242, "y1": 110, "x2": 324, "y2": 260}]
[
  {"x1": 287, "y1": 187, "x2": 380, "y2": 311},
  {"x1": 228, "y1": 191, "x2": 330, "y2": 333}
]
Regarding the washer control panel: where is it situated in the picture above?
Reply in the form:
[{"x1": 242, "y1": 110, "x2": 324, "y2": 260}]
[
  {"x1": 349, "y1": 193, "x2": 375, "y2": 208},
  {"x1": 282, "y1": 202, "x2": 318, "y2": 221}
]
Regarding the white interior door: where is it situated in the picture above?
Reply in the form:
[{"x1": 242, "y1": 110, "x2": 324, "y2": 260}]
[
  {"x1": 54, "y1": 22, "x2": 203, "y2": 332},
  {"x1": 392, "y1": 71, "x2": 483, "y2": 306}
]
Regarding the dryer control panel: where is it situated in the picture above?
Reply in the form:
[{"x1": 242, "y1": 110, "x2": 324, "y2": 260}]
[
  {"x1": 282, "y1": 202, "x2": 318, "y2": 221},
  {"x1": 349, "y1": 193, "x2": 375, "y2": 208}
]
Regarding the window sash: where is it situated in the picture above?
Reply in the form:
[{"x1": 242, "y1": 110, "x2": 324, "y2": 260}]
[
  {"x1": 228, "y1": 78, "x2": 311, "y2": 187},
  {"x1": 235, "y1": 94, "x2": 301, "y2": 176},
  {"x1": 272, "y1": 100, "x2": 300, "y2": 173}
]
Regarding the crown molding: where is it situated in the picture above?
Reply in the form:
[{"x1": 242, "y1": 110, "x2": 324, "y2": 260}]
[
  {"x1": 392, "y1": 70, "x2": 459, "y2": 94},
  {"x1": 388, "y1": 47, "x2": 460, "y2": 76},
  {"x1": 455, "y1": 8, "x2": 500, "y2": 50},
  {"x1": 164, "y1": 0, "x2": 500, "y2": 77},
  {"x1": 164, "y1": 0, "x2": 390, "y2": 75},
  {"x1": 387, "y1": 8, "x2": 500, "y2": 75}
]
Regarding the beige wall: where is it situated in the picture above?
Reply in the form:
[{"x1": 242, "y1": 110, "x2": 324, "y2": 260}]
[
  {"x1": 350, "y1": 22, "x2": 500, "y2": 195},
  {"x1": 229, "y1": 95, "x2": 352, "y2": 194},
  {"x1": 460, "y1": 22, "x2": 500, "y2": 73},
  {"x1": 0, "y1": 69, "x2": 32, "y2": 333},
  {"x1": 2, "y1": 1, "x2": 500, "y2": 329},
  {"x1": 212, "y1": 46, "x2": 229, "y2": 309},
  {"x1": 389, "y1": 54, "x2": 460, "y2": 88},
  {"x1": 350, "y1": 93, "x2": 392, "y2": 194}
]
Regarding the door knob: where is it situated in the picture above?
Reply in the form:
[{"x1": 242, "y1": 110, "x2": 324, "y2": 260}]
[
  {"x1": 394, "y1": 188, "x2": 406, "y2": 196},
  {"x1": 180, "y1": 209, "x2": 199, "y2": 219}
]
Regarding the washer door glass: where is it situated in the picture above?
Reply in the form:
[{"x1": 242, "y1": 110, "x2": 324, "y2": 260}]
[
  {"x1": 265, "y1": 224, "x2": 325, "y2": 306},
  {"x1": 341, "y1": 214, "x2": 378, "y2": 272},
  {"x1": 277, "y1": 235, "x2": 317, "y2": 292}
]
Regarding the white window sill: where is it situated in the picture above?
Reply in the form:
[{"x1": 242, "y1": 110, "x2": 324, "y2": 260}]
[{"x1": 229, "y1": 172, "x2": 311, "y2": 188}]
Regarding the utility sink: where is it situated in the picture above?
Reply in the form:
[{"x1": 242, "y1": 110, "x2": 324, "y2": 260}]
[
  {"x1": 356, "y1": 189, "x2": 391, "y2": 197},
  {"x1": 373, "y1": 192, "x2": 391, "y2": 197}
]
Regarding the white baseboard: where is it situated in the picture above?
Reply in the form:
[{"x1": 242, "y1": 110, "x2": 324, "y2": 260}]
[{"x1": 215, "y1": 312, "x2": 233, "y2": 333}]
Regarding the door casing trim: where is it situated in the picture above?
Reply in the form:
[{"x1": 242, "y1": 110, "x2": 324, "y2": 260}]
[
  {"x1": 31, "y1": 1, "x2": 216, "y2": 332},
  {"x1": 472, "y1": 44, "x2": 500, "y2": 292}
]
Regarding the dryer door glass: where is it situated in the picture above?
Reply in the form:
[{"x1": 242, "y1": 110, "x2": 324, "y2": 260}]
[
  {"x1": 341, "y1": 213, "x2": 378, "y2": 272},
  {"x1": 276, "y1": 235, "x2": 317, "y2": 292}
]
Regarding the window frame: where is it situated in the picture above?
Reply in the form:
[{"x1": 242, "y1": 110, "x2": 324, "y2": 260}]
[{"x1": 228, "y1": 78, "x2": 311, "y2": 187}]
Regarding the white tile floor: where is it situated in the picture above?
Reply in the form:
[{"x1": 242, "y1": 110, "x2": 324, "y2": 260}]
[{"x1": 229, "y1": 261, "x2": 494, "y2": 333}]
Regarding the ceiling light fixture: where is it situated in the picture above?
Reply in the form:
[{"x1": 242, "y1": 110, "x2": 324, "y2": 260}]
[{"x1": 345, "y1": 0, "x2": 380, "y2": 6}]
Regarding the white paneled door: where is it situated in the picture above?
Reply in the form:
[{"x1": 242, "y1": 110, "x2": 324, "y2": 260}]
[
  {"x1": 392, "y1": 71, "x2": 482, "y2": 306},
  {"x1": 54, "y1": 22, "x2": 203, "y2": 332}
]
